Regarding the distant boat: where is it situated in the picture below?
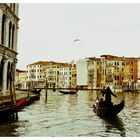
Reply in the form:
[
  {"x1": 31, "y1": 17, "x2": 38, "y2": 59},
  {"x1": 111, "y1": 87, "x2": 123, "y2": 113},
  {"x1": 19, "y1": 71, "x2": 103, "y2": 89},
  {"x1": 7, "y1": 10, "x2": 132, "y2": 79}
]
[{"x1": 59, "y1": 89, "x2": 77, "y2": 94}]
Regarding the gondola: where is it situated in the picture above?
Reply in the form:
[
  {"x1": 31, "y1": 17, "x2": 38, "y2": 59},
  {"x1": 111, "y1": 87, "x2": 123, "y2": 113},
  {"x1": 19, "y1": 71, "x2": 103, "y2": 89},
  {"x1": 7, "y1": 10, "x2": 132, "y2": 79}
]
[
  {"x1": 16, "y1": 92, "x2": 40, "y2": 111},
  {"x1": 31, "y1": 89, "x2": 41, "y2": 94},
  {"x1": 0, "y1": 92, "x2": 41, "y2": 119},
  {"x1": 59, "y1": 89, "x2": 77, "y2": 94},
  {"x1": 0, "y1": 94, "x2": 30, "y2": 119},
  {"x1": 94, "y1": 100, "x2": 125, "y2": 117},
  {"x1": 29, "y1": 92, "x2": 40, "y2": 103},
  {"x1": 16, "y1": 93, "x2": 30, "y2": 110}
]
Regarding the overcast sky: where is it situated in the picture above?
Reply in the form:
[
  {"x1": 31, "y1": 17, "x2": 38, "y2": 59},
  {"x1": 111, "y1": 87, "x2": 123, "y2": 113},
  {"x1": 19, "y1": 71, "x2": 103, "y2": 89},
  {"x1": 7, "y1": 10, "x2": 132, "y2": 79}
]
[{"x1": 17, "y1": 3, "x2": 140, "y2": 70}]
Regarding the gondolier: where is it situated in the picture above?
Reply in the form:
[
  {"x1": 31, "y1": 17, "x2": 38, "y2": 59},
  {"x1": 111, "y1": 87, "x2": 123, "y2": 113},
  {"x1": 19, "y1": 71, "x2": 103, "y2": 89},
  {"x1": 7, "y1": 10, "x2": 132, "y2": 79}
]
[{"x1": 101, "y1": 86, "x2": 117, "y2": 107}]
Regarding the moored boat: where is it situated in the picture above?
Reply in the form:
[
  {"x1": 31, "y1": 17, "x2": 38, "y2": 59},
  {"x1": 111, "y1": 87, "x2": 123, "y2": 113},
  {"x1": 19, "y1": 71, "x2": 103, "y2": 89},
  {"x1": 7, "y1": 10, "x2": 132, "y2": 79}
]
[
  {"x1": 31, "y1": 89, "x2": 41, "y2": 94},
  {"x1": 0, "y1": 94, "x2": 30, "y2": 119},
  {"x1": 16, "y1": 93, "x2": 30, "y2": 110},
  {"x1": 16, "y1": 92, "x2": 40, "y2": 111}
]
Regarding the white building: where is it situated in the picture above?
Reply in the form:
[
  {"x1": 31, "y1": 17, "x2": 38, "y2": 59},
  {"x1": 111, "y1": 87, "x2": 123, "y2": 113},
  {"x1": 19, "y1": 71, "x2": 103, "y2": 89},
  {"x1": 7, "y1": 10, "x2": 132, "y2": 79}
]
[
  {"x1": 27, "y1": 61, "x2": 47, "y2": 89},
  {"x1": 0, "y1": 4, "x2": 19, "y2": 95},
  {"x1": 76, "y1": 59, "x2": 88, "y2": 89},
  {"x1": 76, "y1": 57, "x2": 100, "y2": 89},
  {"x1": 27, "y1": 61, "x2": 66, "y2": 89}
]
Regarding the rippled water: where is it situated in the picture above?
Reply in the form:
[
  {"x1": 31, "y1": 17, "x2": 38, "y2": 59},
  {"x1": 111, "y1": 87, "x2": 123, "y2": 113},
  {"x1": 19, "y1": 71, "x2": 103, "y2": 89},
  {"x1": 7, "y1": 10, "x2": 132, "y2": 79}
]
[{"x1": 0, "y1": 89, "x2": 140, "y2": 137}]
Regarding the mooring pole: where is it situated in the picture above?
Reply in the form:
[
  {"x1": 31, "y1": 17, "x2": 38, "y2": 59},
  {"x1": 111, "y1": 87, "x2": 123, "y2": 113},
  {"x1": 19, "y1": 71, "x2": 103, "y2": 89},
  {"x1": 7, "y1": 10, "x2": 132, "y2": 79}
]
[
  {"x1": 10, "y1": 61, "x2": 18, "y2": 120},
  {"x1": 45, "y1": 78, "x2": 48, "y2": 102}
]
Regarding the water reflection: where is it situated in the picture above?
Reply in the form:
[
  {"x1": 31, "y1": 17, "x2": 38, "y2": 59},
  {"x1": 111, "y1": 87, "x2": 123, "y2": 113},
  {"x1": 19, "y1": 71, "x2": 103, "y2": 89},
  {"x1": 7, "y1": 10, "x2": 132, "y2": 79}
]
[
  {"x1": 0, "y1": 118, "x2": 30, "y2": 136},
  {"x1": 68, "y1": 94, "x2": 78, "y2": 107},
  {"x1": 101, "y1": 116, "x2": 126, "y2": 137}
]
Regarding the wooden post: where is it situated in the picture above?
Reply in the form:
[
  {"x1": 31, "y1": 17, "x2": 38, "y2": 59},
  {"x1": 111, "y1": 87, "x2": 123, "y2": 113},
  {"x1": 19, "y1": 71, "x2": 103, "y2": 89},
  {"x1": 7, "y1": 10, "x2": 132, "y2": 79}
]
[
  {"x1": 9, "y1": 68, "x2": 18, "y2": 120},
  {"x1": 45, "y1": 78, "x2": 48, "y2": 103},
  {"x1": 11, "y1": 57, "x2": 18, "y2": 120}
]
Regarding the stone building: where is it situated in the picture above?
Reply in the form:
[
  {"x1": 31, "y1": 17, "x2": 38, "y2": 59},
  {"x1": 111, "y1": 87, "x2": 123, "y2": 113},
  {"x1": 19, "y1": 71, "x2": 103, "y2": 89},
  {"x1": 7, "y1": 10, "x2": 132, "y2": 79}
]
[
  {"x1": 27, "y1": 61, "x2": 68, "y2": 89},
  {"x1": 70, "y1": 61, "x2": 77, "y2": 89},
  {"x1": 100, "y1": 55, "x2": 138, "y2": 91},
  {"x1": 137, "y1": 57, "x2": 140, "y2": 90},
  {"x1": 15, "y1": 69, "x2": 27, "y2": 90},
  {"x1": 45, "y1": 62, "x2": 62, "y2": 89},
  {"x1": 59, "y1": 63, "x2": 71, "y2": 89},
  {"x1": 123, "y1": 57, "x2": 138, "y2": 90},
  {"x1": 0, "y1": 4, "x2": 19, "y2": 96},
  {"x1": 26, "y1": 61, "x2": 48, "y2": 89},
  {"x1": 100, "y1": 55, "x2": 125, "y2": 90}
]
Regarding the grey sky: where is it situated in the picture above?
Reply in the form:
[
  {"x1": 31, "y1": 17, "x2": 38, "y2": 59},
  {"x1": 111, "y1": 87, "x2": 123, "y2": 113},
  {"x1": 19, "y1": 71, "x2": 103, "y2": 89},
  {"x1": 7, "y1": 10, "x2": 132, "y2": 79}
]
[{"x1": 17, "y1": 3, "x2": 140, "y2": 70}]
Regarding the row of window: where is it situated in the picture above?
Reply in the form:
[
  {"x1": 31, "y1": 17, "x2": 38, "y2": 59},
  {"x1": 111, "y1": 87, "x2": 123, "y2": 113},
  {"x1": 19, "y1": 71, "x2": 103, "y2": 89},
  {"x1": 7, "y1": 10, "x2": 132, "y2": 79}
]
[
  {"x1": 59, "y1": 72, "x2": 69, "y2": 75},
  {"x1": 28, "y1": 75, "x2": 43, "y2": 79},
  {"x1": 107, "y1": 67, "x2": 134, "y2": 74},
  {"x1": 28, "y1": 69, "x2": 42, "y2": 72},
  {"x1": 107, "y1": 61, "x2": 134, "y2": 66},
  {"x1": 107, "y1": 75, "x2": 134, "y2": 81},
  {"x1": 29, "y1": 65, "x2": 42, "y2": 68}
]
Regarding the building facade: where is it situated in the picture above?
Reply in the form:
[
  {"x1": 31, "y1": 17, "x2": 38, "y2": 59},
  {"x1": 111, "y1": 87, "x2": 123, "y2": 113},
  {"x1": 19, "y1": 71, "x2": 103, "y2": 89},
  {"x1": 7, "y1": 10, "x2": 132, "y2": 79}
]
[
  {"x1": 0, "y1": 3, "x2": 19, "y2": 96},
  {"x1": 59, "y1": 64, "x2": 71, "y2": 89},
  {"x1": 137, "y1": 57, "x2": 140, "y2": 90},
  {"x1": 123, "y1": 57, "x2": 138, "y2": 90},
  {"x1": 70, "y1": 62, "x2": 77, "y2": 89},
  {"x1": 27, "y1": 61, "x2": 47, "y2": 89},
  {"x1": 25, "y1": 55, "x2": 139, "y2": 91},
  {"x1": 27, "y1": 61, "x2": 68, "y2": 89},
  {"x1": 15, "y1": 69, "x2": 27, "y2": 89},
  {"x1": 76, "y1": 57, "x2": 101, "y2": 90},
  {"x1": 45, "y1": 62, "x2": 61, "y2": 89},
  {"x1": 100, "y1": 55, "x2": 138, "y2": 91},
  {"x1": 76, "y1": 59, "x2": 88, "y2": 89}
]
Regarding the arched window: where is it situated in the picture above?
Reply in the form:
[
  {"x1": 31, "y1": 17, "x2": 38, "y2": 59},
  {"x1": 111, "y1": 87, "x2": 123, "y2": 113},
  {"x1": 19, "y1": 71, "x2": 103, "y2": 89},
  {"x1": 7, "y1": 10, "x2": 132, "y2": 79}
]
[
  {"x1": 8, "y1": 22, "x2": 12, "y2": 48},
  {"x1": 11, "y1": 24, "x2": 15, "y2": 50},
  {"x1": 1, "y1": 14, "x2": 6, "y2": 45},
  {"x1": 0, "y1": 59, "x2": 4, "y2": 91}
]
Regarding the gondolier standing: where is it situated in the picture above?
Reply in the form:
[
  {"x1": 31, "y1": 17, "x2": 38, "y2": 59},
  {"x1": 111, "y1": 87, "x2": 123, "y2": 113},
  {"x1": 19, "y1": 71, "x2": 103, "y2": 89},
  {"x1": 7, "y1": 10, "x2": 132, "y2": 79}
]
[{"x1": 101, "y1": 86, "x2": 117, "y2": 106}]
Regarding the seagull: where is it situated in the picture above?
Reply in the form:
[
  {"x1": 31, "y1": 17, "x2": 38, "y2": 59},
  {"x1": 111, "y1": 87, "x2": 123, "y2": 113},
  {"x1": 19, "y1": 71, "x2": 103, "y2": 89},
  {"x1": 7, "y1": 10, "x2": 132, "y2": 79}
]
[{"x1": 73, "y1": 39, "x2": 80, "y2": 42}]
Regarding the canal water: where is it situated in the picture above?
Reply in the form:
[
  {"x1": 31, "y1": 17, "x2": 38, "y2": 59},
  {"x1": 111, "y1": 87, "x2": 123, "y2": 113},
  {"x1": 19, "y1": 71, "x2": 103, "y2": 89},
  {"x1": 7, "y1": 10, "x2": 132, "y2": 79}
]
[{"x1": 0, "y1": 89, "x2": 140, "y2": 137}]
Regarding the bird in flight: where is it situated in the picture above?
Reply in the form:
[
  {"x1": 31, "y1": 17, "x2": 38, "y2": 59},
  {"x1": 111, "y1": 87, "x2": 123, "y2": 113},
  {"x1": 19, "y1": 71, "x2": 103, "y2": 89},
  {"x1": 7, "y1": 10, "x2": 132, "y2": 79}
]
[{"x1": 73, "y1": 39, "x2": 80, "y2": 42}]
